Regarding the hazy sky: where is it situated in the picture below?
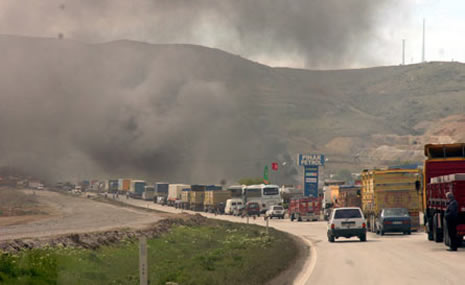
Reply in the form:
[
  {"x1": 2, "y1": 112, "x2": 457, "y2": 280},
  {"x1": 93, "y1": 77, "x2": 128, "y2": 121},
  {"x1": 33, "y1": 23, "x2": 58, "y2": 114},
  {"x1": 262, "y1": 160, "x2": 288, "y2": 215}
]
[
  {"x1": 381, "y1": 0, "x2": 465, "y2": 66},
  {"x1": 0, "y1": 0, "x2": 464, "y2": 69}
]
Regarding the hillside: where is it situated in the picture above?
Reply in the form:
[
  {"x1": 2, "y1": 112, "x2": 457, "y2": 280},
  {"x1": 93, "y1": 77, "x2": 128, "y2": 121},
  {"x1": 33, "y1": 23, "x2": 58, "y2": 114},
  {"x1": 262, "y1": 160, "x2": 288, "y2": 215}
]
[{"x1": 0, "y1": 35, "x2": 464, "y2": 182}]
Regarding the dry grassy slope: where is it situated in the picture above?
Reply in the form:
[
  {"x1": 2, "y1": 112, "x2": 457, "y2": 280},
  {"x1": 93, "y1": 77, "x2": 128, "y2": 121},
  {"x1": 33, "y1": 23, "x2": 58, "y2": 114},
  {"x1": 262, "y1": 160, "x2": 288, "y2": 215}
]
[{"x1": 270, "y1": 63, "x2": 465, "y2": 169}]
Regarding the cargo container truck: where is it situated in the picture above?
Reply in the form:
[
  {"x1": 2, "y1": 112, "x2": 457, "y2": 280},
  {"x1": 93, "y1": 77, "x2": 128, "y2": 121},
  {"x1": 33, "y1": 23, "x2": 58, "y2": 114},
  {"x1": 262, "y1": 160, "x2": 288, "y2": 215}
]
[
  {"x1": 204, "y1": 189, "x2": 231, "y2": 213},
  {"x1": 337, "y1": 185, "x2": 362, "y2": 208},
  {"x1": 361, "y1": 169, "x2": 421, "y2": 232},
  {"x1": 154, "y1": 182, "x2": 169, "y2": 201},
  {"x1": 189, "y1": 185, "x2": 207, "y2": 211},
  {"x1": 118, "y1": 179, "x2": 131, "y2": 194},
  {"x1": 322, "y1": 180, "x2": 345, "y2": 220},
  {"x1": 108, "y1": 179, "x2": 119, "y2": 193},
  {"x1": 180, "y1": 188, "x2": 191, "y2": 209},
  {"x1": 422, "y1": 143, "x2": 465, "y2": 246},
  {"x1": 168, "y1": 184, "x2": 190, "y2": 206},
  {"x1": 129, "y1": 180, "x2": 146, "y2": 199}
]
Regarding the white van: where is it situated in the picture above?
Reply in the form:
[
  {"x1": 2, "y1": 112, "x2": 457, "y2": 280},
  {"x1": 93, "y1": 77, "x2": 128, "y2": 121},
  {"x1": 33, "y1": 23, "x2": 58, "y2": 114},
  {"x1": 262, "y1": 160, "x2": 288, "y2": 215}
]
[{"x1": 225, "y1": 198, "x2": 244, "y2": 215}]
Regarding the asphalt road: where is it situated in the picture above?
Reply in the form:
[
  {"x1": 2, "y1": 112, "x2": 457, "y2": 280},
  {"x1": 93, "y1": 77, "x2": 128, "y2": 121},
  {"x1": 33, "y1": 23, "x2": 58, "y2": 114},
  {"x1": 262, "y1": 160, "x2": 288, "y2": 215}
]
[{"x1": 120, "y1": 198, "x2": 465, "y2": 285}]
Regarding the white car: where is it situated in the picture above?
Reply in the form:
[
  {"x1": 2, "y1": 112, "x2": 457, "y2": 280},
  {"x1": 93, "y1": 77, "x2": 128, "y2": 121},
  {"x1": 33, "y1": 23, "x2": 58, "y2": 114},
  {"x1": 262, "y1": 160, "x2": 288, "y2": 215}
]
[
  {"x1": 327, "y1": 207, "x2": 367, "y2": 242},
  {"x1": 266, "y1": 205, "x2": 285, "y2": 219}
]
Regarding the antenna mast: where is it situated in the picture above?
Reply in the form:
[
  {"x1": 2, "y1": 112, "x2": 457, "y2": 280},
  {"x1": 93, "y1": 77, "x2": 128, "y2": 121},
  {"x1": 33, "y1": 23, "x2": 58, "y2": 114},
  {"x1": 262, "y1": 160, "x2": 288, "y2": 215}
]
[{"x1": 422, "y1": 18, "x2": 426, "y2": 63}]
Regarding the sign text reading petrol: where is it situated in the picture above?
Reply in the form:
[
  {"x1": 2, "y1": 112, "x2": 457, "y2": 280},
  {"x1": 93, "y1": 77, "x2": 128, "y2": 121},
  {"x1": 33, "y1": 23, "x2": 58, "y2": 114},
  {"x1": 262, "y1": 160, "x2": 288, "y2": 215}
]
[{"x1": 298, "y1": 154, "x2": 325, "y2": 166}]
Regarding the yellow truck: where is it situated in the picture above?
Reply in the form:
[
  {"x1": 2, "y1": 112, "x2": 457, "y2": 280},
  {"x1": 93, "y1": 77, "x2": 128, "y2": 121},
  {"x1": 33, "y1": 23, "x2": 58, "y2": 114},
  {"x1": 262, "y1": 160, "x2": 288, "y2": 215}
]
[
  {"x1": 180, "y1": 189, "x2": 191, "y2": 209},
  {"x1": 361, "y1": 169, "x2": 421, "y2": 232},
  {"x1": 204, "y1": 190, "x2": 231, "y2": 213},
  {"x1": 189, "y1": 191, "x2": 204, "y2": 211}
]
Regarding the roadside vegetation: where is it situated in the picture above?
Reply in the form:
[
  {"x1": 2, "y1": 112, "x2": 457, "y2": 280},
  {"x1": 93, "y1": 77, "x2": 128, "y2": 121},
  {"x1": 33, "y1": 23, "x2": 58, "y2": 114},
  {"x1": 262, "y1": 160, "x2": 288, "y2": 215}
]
[
  {"x1": 238, "y1": 177, "x2": 265, "y2": 185},
  {"x1": 0, "y1": 221, "x2": 297, "y2": 285}
]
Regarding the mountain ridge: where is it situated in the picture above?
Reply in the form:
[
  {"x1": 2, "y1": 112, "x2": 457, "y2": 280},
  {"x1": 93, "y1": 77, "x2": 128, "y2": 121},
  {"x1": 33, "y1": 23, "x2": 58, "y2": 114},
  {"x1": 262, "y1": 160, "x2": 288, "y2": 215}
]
[{"x1": 1, "y1": 35, "x2": 464, "y2": 181}]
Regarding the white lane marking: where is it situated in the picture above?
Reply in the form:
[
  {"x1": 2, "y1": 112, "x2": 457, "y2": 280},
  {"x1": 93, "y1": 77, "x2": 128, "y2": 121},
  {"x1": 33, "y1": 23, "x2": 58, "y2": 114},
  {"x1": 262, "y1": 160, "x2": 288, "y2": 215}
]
[{"x1": 294, "y1": 235, "x2": 317, "y2": 285}]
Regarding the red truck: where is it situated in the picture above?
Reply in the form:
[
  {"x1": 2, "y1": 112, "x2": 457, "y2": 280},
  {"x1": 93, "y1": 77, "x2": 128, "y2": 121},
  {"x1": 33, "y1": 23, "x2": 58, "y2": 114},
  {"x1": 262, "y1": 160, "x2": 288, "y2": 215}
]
[
  {"x1": 289, "y1": 197, "x2": 322, "y2": 222},
  {"x1": 423, "y1": 143, "x2": 465, "y2": 246}
]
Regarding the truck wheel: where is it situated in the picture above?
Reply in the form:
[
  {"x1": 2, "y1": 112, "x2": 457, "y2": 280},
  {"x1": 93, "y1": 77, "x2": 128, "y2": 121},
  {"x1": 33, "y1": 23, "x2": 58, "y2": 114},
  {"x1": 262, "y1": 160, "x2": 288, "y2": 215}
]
[
  {"x1": 433, "y1": 214, "x2": 443, "y2": 243},
  {"x1": 427, "y1": 217, "x2": 434, "y2": 241}
]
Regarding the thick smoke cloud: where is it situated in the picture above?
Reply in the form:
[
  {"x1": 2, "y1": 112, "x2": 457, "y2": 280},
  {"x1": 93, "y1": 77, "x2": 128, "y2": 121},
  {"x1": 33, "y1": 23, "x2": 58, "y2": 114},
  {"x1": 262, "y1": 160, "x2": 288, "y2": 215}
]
[
  {"x1": 0, "y1": 37, "x2": 295, "y2": 183},
  {"x1": 0, "y1": 0, "x2": 399, "y2": 68},
  {"x1": 0, "y1": 1, "x2": 399, "y2": 183}
]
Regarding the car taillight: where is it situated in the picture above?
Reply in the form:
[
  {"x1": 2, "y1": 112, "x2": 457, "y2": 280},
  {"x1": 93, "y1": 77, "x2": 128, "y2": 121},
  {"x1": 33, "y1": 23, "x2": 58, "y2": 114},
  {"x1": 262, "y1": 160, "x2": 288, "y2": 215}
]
[
  {"x1": 331, "y1": 224, "x2": 335, "y2": 229},
  {"x1": 362, "y1": 223, "x2": 366, "y2": 229},
  {"x1": 384, "y1": 221, "x2": 392, "y2": 225}
]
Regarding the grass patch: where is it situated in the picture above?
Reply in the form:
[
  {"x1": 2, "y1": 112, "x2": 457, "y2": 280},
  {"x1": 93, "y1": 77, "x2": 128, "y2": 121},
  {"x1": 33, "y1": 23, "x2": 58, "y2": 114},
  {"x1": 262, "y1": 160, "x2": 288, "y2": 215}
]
[{"x1": 0, "y1": 221, "x2": 297, "y2": 285}]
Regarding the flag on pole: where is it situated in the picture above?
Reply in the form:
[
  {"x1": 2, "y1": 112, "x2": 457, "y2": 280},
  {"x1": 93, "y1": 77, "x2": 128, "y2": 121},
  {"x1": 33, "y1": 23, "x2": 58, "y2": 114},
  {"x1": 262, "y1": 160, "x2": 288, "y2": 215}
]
[
  {"x1": 264, "y1": 165, "x2": 269, "y2": 184},
  {"x1": 271, "y1": 162, "x2": 278, "y2": 171}
]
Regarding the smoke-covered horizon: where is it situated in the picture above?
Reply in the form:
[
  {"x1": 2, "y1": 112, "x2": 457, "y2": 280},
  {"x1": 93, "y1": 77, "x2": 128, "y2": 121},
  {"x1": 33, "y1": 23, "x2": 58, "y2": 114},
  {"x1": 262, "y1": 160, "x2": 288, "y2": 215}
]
[
  {"x1": 0, "y1": 1, "x2": 404, "y2": 184},
  {"x1": 0, "y1": 36, "x2": 299, "y2": 184},
  {"x1": 0, "y1": 0, "x2": 405, "y2": 69}
]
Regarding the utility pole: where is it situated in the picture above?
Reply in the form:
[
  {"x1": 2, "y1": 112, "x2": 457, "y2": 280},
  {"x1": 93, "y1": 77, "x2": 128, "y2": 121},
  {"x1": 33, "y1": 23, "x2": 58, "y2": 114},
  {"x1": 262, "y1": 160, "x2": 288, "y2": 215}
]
[
  {"x1": 422, "y1": 18, "x2": 426, "y2": 63},
  {"x1": 402, "y1": 39, "x2": 406, "y2": 65}
]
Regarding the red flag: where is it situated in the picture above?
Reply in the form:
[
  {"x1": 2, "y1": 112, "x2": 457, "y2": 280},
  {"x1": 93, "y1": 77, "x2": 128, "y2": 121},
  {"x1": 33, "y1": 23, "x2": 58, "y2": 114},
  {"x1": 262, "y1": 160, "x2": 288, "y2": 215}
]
[{"x1": 271, "y1": 162, "x2": 278, "y2": 171}]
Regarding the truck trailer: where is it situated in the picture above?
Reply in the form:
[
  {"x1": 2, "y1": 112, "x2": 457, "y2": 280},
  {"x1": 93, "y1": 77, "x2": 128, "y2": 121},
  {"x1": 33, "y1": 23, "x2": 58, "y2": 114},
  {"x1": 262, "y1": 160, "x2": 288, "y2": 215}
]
[
  {"x1": 129, "y1": 180, "x2": 146, "y2": 199},
  {"x1": 337, "y1": 185, "x2": 362, "y2": 208},
  {"x1": 189, "y1": 185, "x2": 207, "y2": 211},
  {"x1": 204, "y1": 189, "x2": 231, "y2": 213},
  {"x1": 168, "y1": 184, "x2": 190, "y2": 206},
  {"x1": 154, "y1": 182, "x2": 169, "y2": 202},
  {"x1": 118, "y1": 178, "x2": 131, "y2": 194},
  {"x1": 361, "y1": 169, "x2": 421, "y2": 232},
  {"x1": 422, "y1": 143, "x2": 465, "y2": 246},
  {"x1": 180, "y1": 188, "x2": 191, "y2": 209},
  {"x1": 108, "y1": 179, "x2": 119, "y2": 193}
]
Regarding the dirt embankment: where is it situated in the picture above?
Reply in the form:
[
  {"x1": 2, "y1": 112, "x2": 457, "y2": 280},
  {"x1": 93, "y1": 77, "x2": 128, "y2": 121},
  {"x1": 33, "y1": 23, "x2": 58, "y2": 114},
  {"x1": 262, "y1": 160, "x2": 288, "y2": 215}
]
[
  {"x1": 0, "y1": 187, "x2": 47, "y2": 216},
  {"x1": 0, "y1": 214, "x2": 207, "y2": 253},
  {"x1": 0, "y1": 188, "x2": 54, "y2": 227}
]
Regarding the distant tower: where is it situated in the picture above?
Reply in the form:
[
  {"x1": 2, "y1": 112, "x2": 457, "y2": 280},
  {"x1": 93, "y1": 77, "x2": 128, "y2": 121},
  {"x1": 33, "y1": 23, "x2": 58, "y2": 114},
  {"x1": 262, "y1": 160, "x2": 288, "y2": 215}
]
[
  {"x1": 402, "y1": 39, "x2": 406, "y2": 65},
  {"x1": 422, "y1": 18, "x2": 426, "y2": 63}
]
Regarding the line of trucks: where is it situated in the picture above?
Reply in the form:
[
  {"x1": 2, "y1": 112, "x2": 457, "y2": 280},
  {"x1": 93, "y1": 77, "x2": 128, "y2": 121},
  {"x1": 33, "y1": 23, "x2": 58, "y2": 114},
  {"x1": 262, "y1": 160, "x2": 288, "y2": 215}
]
[
  {"x1": 92, "y1": 181, "x2": 286, "y2": 215},
  {"x1": 58, "y1": 143, "x2": 465, "y2": 247},
  {"x1": 79, "y1": 179, "x2": 324, "y2": 220},
  {"x1": 322, "y1": 143, "x2": 465, "y2": 247},
  {"x1": 323, "y1": 167, "x2": 423, "y2": 232}
]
